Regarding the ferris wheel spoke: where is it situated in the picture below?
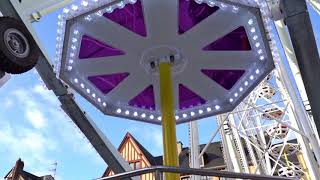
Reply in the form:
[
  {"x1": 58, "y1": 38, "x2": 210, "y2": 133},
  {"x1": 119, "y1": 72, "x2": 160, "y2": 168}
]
[
  {"x1": 142, "y1": 0, "x2": 178, "y2": 42},
  {"x1": 190, "y1": 51, "x2": 255, "y2": 70},
  {"x1": 179, "y1": 10, "x2": 245, "y2": 50},
  {"x1": 179, "y1": 70, "x2": 226, "y2": 101},
  {"x1": 107, "y1": 71, "x2": 152, "y2": 105},
  {"x1": 81, "y1": 17, "x2": 146, "y2": 53},
  {"x1": 76, "y1": 55, "x2": 138, "y2": 77}
]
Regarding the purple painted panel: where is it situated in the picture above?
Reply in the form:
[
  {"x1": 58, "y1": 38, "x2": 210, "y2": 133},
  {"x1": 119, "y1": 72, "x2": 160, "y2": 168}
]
[
  {"x1": 179, "y1": 0, "x2": 219, "y2": 34},
  {"x1": 79, "y1": 35, "x2": 125, "y2": 59},
  {"x1": 103, "y1": 0, "x2": 147, "y2": 37},
  {"x1": 203, "y1": 26, "x2": 251, "y2": 51},
  {"x1": 179, "y1": 84, "x2": 206, "y2": 109},
  {"x1": 201, "y1": 69, "x2": 245, "y2": 90},
  {"x1": 88, "y1": 73, "x2": 129, "y2": 94},
  {"x1": 129, "y1": 85, "x2": 155, "y2": 110}
]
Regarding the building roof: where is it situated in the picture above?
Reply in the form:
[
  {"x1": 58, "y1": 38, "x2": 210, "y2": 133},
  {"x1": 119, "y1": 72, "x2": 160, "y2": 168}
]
[
  {"x1": 4, "y1": 159, "x2": 54, "y2": 180},
  {"x1": 103, "y1": 132, "x2": 301, "y2": 177},
  {"x1": 129, "y1": 133, "x2": 160, "y2": 166},
  {"x1": 111, "y1": 133, "x2": 226, "y2": 168}
]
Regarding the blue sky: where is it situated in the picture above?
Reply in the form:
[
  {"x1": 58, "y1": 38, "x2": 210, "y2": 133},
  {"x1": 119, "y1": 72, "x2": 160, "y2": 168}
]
[{"x1": 0, "y1": 2, "x2": 319, "y2": 180}]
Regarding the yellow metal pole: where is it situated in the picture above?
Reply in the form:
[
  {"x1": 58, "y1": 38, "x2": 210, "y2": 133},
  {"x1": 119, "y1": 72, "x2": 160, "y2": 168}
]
[
  {"x1": 159, "y1": 63, "x2": 179, "y2": 180},
  {"x1": 297, "y1": 152, "x2": 311, "y2": 180},
  {"x1": 283, "y1": 150, "x2": 290, "y2": 167}
]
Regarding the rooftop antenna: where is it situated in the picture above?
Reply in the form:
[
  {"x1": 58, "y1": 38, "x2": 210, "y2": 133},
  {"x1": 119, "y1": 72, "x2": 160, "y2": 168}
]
[{"x1": 48, "y1": 161, "x2": 57, "y2": 179}]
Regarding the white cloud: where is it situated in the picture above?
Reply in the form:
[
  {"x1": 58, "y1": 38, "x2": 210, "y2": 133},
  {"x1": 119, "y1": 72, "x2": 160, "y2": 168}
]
[
  {"x1": 25, "y1": 109, "x2": 47, "y2": 129},
  {"x1": 11, "y1": 89, "x2": 48, "y2": 129},
  {"x1": 1, "y1": 80, "x2": 105, "y2": 178},
  {"x1": 0, "y1": 121, "x2": 56, "y2": 171}
]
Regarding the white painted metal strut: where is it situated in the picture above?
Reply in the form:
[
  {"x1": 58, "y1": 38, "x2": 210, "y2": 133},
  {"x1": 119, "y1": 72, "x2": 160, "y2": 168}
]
[
  {"x1": 275, "y1": 19, "x2": 320, "y2": 144},
  {"x1": 274, "y1": 58, "x2": 320, "y2": 179},
  {"x1": 217, "y1": 115, "x2": 242, "y2": 173},
  {"x1": 217, "y1": 117, "x2": 234, "y2": 171},
  {"x1": 188, "y1": 121, "x2": 200, "y2": 180},
  {"x1": 308, "y1": 0, "x2": 320, "y2": 14},
  {"x1": 229, "y1": 114, "x2": 250, "y2": 173}
]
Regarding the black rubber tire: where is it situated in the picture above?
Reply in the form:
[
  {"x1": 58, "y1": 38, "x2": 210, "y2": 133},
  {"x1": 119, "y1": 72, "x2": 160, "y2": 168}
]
[{"x1": 0, "y1": 17, "x2": 40, "y2": 74}]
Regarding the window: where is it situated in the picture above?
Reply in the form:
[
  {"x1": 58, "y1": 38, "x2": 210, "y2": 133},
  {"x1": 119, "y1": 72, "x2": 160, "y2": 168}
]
[
  {"x1": 200, "y1": 153, "x2": 208, "y2": 167},
  {"x1": 129, "y1": 161, "x2": 141, "y2": 170}
]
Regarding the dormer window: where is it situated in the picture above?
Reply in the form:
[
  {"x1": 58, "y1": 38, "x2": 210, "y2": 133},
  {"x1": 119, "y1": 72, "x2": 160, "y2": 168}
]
[
  {"x1": 129, "y1": 161, "x2": 141, "y2": 170},
  {"x1": 200, "y1": 153, "x2": 208, "y2": 168}
]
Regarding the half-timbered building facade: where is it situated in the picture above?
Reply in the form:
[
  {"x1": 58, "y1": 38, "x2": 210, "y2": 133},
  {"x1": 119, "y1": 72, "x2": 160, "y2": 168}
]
[{"x1": 102, "y1": 133, "x2": 226, "y2": 180}]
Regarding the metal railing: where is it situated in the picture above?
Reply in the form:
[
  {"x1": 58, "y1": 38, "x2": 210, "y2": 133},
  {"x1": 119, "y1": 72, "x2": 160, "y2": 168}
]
[{"x1": 95, "y1": 166, "x2": 295, "y2": 180}]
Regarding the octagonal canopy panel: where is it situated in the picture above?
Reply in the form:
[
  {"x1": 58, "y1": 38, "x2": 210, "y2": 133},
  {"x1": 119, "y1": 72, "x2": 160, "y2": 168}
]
[{"x1": 56, "y1": 0, "x2": 274, "y2": 124}]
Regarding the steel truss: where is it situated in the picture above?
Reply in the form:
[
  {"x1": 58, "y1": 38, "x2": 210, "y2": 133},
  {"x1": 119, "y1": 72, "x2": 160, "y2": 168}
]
[
  {"x1": 191, "y1": 1, "x2": 320, "y2": 180},
  {"x1": 197, "y1": 62, "x2": 320, "y2": 179}
]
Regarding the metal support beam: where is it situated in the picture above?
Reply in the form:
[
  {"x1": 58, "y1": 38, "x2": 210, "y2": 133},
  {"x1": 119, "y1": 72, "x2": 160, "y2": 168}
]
[
  {"x1": 229, "y1": 114, "x2": 250, "y2": 173},
  {"x1": 0, "y1": 71, "x2": 11, "y2": 88},
  {"x1": 37, "y1": 58, "x2": 136, "y2": 178},
  {"x1": 0, "y1": 0, "x2": 136, "y2": 176},
  {"x1": 36, "y1": 57, "x2": 136, "y2": 178},
  {"x1": 217, "y1": 115, "x2": 243, "y2": 173},
  {"x1": 59, "y1": 94, "x2": 134, "y2": 175},
  {"x1": 97, "y1": 166, "x2": 294, "y2": 180},
  {"x1": 280, "y1": 0, "x2": 320, "y2": 137},
  {"x1": 188, "y1": 121, "x2": 200, "y2": 180}
]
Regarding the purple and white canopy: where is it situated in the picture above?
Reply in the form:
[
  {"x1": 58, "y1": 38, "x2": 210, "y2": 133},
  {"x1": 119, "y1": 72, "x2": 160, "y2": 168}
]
[{"x1": 56, "y1": 0, "x2": 274, "y2": 124}]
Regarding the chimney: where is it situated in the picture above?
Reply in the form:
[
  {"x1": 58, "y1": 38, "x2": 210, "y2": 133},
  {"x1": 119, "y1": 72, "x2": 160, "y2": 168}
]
[
  {"x1": 177, "y1": 141, "x2": 183, "y2": 155},
  {"x1": 12, "y1": 159, "x2": 24, "y2": 180}
]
